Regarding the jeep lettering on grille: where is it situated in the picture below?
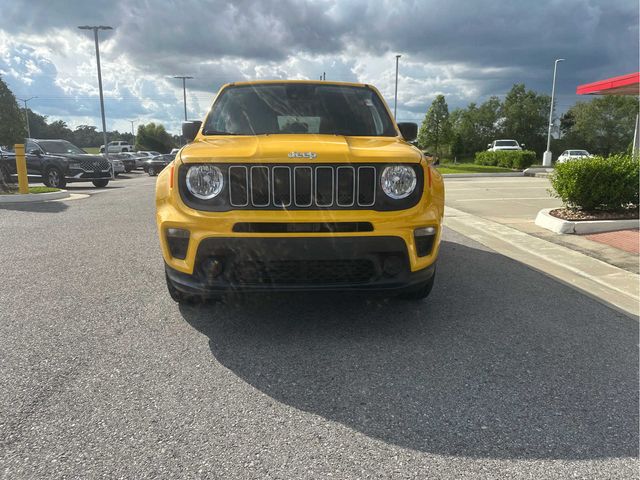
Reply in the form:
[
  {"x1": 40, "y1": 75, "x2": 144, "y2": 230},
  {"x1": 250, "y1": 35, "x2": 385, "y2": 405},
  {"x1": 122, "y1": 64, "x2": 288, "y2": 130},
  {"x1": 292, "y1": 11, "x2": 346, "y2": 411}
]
[{"x1": 288, "y1": 152, "x2": 317, "y2": 159}]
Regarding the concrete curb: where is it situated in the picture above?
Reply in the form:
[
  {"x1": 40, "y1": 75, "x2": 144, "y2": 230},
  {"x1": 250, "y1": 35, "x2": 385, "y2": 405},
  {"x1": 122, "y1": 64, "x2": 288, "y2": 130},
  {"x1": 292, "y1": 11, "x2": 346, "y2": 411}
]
[
  {"x1": 0, "y1": 190, "x2": 69, "y2": 204},
  {"x1": 523, "y1": 167, "x2": 554, "y2": 178},
  {"x1": 535, "y1": 208, "x2": 639, "y2": 234},
  {"x1": 441, "y1": 172, "x2": 524, "y2": 178}
]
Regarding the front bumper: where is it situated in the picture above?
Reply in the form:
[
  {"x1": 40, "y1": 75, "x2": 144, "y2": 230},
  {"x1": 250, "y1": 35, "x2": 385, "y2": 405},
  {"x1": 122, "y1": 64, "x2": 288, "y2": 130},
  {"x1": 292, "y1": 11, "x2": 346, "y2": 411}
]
[
  {"x1": 165, "y1": 236, "x2": 436, "y2": 294},
  {"x1": 157, "y1": 159, "x2": 444, "y2": 292}
]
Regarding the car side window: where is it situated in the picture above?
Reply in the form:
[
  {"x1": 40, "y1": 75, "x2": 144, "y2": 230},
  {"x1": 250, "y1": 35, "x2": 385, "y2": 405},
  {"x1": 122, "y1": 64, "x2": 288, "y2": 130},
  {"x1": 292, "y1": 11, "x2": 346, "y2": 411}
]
[{"x1": 26, "y1": 140, "x2": 41, "y2": 153}]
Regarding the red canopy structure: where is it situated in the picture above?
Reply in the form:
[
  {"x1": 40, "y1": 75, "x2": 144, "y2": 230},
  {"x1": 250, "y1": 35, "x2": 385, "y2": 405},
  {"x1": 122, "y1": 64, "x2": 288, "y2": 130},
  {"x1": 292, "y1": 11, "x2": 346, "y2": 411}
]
[
  {"x1": 576, "y1": 72, "x2": 640, "y2": 156},
  {"x1": 576, "y1": 72, "x2": 640, "y2": 96}
]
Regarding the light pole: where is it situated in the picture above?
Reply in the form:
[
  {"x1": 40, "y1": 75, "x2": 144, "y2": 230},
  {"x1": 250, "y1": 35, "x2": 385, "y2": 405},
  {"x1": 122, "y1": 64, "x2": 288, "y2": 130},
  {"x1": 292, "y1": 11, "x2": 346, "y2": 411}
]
[
  {"x1": 130, "y1": 120, "x2": 135, "y2": 148},
  {"x1": 78, "y1": 25, "x2": 113, "y2": 165},
  {"x1": 543, "y1": 58, "x2": 565, "y2": 167},
  {"x1": 394, "y1": 54, "x2": 401, "y2": 119},
  {"x1": 173, "y1": 76, "x2": 193, "y2": 121},
  {"x1": 18, "y1": 96, "x2": 36, "y2": 138}
]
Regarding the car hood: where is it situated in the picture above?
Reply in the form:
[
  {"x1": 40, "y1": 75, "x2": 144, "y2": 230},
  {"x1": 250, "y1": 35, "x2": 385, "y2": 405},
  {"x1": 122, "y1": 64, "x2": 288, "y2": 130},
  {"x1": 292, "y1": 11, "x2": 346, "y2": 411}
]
[
  {"x1": 180, "y1": 135, "x2": 422, "y2": 164},
  {"x1": 49, "y1": 153, "x2": 108, "y2": 161}
]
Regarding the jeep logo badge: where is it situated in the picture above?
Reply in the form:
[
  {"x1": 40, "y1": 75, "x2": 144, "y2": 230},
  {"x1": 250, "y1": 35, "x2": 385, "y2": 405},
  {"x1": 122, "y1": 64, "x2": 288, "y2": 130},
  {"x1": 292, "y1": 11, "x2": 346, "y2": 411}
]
[{"x1": 288, "y1": 151, "x2": 317, "y2": 159}]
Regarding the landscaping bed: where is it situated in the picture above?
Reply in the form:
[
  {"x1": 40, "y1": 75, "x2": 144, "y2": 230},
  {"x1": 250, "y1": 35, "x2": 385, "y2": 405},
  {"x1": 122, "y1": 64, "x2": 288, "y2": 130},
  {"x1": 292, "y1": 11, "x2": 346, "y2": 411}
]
[{"x1": 549, "y1": 208, "x2": 638, "y2": 222}]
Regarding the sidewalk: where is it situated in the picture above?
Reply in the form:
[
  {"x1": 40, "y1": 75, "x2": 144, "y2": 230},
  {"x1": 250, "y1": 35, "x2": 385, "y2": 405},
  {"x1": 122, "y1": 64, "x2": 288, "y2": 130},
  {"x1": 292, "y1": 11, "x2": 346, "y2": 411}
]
[{"x1": 444, "y1": 176, "x2": 639, "y2": 317}]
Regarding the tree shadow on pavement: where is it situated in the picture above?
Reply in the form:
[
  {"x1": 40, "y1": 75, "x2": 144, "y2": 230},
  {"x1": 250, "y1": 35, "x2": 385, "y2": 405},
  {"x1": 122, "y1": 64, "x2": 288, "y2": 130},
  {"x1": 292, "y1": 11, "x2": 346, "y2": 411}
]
[
  {"x1": 179, "y1": 239, "x2": 638, "y2": 461},
  {"x1": 0, "y1": 201, "x2": 68, "y2": 213}
]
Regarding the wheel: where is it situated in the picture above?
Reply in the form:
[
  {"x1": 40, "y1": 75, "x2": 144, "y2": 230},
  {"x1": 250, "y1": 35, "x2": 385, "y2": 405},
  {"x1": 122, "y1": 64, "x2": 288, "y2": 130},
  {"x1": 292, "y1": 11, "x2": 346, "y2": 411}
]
[
  {"x1": 400, "y1": 268, "x2": 436, "y2": 300},
  {"x1": 122, "y1": 148, "x2": 129, "y2": 152},
  {"x1": 124, "y1": 166, "x2": 132, "y2": 173},
  {"x1": 43, "y1": 166, "x2": 66, "y2": 188},
  {"x1": 92, "y1": 179, "x2": 109, "y2": 188},
  {"x1": 99, "y1": 147, "x2": 105, "y2": 153},
  {"x1": 148, "y1": 166, "x2": 156, "y2": 176}
]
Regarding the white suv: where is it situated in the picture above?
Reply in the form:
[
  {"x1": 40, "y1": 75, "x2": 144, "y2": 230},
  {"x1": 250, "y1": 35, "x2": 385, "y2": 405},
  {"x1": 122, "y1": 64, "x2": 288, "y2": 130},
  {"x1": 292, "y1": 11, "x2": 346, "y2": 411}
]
[
  {"x1": 100, "y1": 140, "x2": 132, "y2": 153},
  {"x1": 487, "y1": 139, "x2": 523, "y2": 151}
]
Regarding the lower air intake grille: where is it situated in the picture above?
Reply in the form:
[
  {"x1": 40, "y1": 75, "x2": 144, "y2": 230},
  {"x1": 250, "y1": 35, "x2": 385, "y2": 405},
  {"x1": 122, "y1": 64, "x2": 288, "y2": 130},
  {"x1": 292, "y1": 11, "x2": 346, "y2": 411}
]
[{"x1": 230, "y1": 259, "x2": 377, "y2": 285}]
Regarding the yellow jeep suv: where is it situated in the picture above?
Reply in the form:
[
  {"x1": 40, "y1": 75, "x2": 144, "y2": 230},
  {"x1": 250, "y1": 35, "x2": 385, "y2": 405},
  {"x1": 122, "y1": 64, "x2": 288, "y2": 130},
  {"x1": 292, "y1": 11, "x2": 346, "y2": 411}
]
[{"x1": 156, "y1": 81, "x2": 444, "y2": 302}]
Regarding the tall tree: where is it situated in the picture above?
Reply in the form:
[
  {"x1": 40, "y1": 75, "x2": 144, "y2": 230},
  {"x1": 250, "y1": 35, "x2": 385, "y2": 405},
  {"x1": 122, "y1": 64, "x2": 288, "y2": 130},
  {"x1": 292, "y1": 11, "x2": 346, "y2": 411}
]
[
  {"x1": 135, "y1": 123, "x2": 175, "y2": 153},
  {"x1": 450, "y1": 96, "x2": 502, "y2": 155},
  {"x1": 0, "y1": 75, "x2": 26, "y2": 146},
  {"x1": 418, "y1": 95, "x2": 452, "y2": 160},
  {"x1": 501, "y1": 83, "x2": 550, "y2": 154},
  {"x1": 561, "y1": 96, "x2": 637, "y2": 156}
]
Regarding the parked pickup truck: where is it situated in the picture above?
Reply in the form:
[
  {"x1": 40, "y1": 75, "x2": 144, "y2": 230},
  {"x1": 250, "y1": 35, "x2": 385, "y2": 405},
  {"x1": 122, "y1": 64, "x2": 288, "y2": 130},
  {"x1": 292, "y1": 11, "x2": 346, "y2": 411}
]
[
  {"x1": 0, "y1": 139, "x2": 112, "y2": 188},
  {"x1": 487, "y1": 139, "x2": 523, "y2": 151}
]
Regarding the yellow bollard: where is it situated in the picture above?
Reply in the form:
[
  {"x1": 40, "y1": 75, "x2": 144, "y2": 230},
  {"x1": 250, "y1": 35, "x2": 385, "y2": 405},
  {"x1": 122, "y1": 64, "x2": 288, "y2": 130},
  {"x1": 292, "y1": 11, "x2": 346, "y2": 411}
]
[{"x1": 14, "y1": 144, "x2": 29, "y2": 194}]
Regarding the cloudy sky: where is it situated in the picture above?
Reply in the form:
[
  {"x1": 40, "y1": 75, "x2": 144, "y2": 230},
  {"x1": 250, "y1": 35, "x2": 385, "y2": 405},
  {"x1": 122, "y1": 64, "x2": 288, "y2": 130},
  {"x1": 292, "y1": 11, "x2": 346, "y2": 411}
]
[{"x1": 0, "y1": 0, "x2": 637, "y2": 135}]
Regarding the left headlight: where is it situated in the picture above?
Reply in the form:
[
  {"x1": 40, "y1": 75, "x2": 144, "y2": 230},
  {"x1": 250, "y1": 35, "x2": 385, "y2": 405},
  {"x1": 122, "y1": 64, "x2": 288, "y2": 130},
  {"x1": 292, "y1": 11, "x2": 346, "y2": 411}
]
[
  {"x1": 186, "y1": 165, "x2": 224, "y2": 200},
  {"x1": 380, "y1": 165, "x2": 417, "y2": 199}
]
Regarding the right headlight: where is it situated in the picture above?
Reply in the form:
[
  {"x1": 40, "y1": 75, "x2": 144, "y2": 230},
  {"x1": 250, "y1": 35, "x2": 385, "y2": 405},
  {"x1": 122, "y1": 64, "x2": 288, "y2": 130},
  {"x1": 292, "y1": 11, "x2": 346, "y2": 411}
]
[
  {"x1": 380, "y1": 165, "x2": 417, "y2": 199},
  {"x1": 186, "y1": 165, "x2": 224, "y2": 200}
]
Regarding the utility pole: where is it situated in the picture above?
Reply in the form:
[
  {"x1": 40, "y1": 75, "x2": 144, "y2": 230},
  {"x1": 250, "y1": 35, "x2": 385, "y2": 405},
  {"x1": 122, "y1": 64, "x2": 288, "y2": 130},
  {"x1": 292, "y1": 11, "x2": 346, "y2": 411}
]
[
  {"x1": 78, "y1": 25, "x2": 113, "y2": 166},
  {"x1": 18, "y1": 96, "x2": 36, "y2": 138},
  {"x1": 323, "y1": 72, "x2": 326, "y2": 81},
  {"x1": 543, "y1": 58, "x2": 565, "y2": 167},
  {"x1": 173, "y1": 76, "x2": 193, "y2": 121},
  {"x1": 394, "y1": 54, "x2": 401, "y2": 119}
]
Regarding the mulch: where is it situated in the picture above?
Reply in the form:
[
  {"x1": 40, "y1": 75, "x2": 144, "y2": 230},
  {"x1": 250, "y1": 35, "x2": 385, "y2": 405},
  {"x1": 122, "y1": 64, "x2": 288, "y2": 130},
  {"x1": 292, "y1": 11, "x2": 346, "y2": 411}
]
[{"x1": 549, "y1": 208, "x2": 639, "y2": 222}]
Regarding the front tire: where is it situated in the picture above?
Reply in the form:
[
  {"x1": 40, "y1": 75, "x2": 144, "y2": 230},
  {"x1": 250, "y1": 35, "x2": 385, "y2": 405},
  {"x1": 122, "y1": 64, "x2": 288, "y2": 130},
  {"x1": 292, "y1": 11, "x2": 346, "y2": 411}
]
[
  {"x1": 43, "y1": 166, "x2": 66, "y2": 188},
  {"x1": 148, "y1": 166, "x2": 156, "y2": 176},
  {"x1": 400, "y1": 268, "x2": 436, "y2": 300},
  {"x1": 92, "y1": 179, "x2": 109, "y2": 188}
]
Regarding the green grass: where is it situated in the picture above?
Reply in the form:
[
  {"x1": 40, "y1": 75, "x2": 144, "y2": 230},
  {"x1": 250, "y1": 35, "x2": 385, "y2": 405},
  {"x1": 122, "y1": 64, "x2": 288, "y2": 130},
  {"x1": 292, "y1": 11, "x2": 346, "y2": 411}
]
[
  {"x1": 29, "y1": 186, "x2": 60, "y2": 193},
  {"x1": 435, "y1": 163, "x2": 515, "y2": 174},
  {"x1": 0, "y1": 186, "x2": 60, "y2": 195},
  {"x1": 83, "y1": 147, "x2": 100, "y2": 154}
]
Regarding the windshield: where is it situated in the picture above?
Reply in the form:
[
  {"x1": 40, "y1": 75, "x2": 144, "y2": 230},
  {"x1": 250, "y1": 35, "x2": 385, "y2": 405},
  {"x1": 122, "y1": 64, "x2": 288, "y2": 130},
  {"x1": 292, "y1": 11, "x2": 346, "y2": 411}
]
[
  {"x1": 571, "y1": 150, "x2": 588, "y2": 155},
  {"x1": 495, "y1": 140, "x2": 518, "y2": 146},
  {"x1": 203, "y1": 83, "x2": 397, "y2": 136},
  {"x1": 38, "y1": 140, "x2": 86, "y2": 155}
]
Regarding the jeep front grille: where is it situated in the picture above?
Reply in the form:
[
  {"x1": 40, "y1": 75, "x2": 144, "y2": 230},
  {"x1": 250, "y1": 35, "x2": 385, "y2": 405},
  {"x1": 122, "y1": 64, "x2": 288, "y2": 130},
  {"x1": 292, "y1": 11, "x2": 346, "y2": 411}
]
[
  {"x1": 178, "y1": 163, "x2": 423, "y2": 212},
  {"x1": 226, "y1": 165, "x2": 376, "y2": 209}
]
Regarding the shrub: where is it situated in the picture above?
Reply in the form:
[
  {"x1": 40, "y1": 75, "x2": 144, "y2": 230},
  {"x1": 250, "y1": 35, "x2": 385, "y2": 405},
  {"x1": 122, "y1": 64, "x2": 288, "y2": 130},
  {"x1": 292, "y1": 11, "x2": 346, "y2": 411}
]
[
  {"x1": 474, "y1": 150, "x2": 537, "y2": 169},
  {"x1": 550, "y1": 154, "x2": 639, "y2": 211}
]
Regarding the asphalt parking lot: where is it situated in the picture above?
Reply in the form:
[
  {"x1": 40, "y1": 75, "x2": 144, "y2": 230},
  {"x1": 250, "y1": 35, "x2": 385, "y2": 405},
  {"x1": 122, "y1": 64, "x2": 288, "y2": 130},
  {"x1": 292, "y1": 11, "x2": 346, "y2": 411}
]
[{"x1": 0, "y1": 174, "x2": 637, "y2": 479}]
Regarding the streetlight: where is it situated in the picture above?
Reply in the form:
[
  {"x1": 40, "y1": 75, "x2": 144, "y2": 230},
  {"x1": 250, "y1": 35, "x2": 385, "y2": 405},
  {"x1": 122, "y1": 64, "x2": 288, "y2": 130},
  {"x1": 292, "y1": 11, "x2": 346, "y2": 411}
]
[
  {"x1": 130, "y1": 120, "x2": 136, "y2": 148},
  {"x1": 543, "y1": 58, "x2": 565, "y2": 167},
  {"x1": 78, "y1": 25, "x2": 113, "y2": 164},
  {"x1": 173, "y1": 76, "x2": 194, "y2": 121},
  {"x1": 394, "y1": 54, "x2": 401, "y2": 119},
  {"x1": 18, "y1": 96, "x2": 37, "y2": 138}
]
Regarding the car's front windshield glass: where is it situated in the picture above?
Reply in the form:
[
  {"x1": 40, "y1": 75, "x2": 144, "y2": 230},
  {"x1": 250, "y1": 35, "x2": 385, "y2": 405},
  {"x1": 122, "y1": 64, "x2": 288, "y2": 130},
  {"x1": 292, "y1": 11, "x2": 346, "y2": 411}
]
[
  {"x1": 39, "y1": 141, "x2": 86, "y2": 155},
  {"x1": 203, "y1": 83, "x2": 397, "y2": 137},
  {"x1": 496, "y1": 140, "x2": 518, "y2": 146},
  {"x1": 572, "y1": 150, "x2": 588, "y2": 155}
]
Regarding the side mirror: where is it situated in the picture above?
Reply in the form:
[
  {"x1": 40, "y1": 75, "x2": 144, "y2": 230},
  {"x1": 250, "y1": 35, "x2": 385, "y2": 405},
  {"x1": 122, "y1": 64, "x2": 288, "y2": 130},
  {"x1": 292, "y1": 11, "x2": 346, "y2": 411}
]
[
  {"x1": 397, "y1": 122, "x2": 418, "y2": 142},
  {"x1": 28, "y1": 149, "x2": 41, "y2": 156},
  {"x1": 182, "y1": 121, "x2": 202, "y2": 142}
]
